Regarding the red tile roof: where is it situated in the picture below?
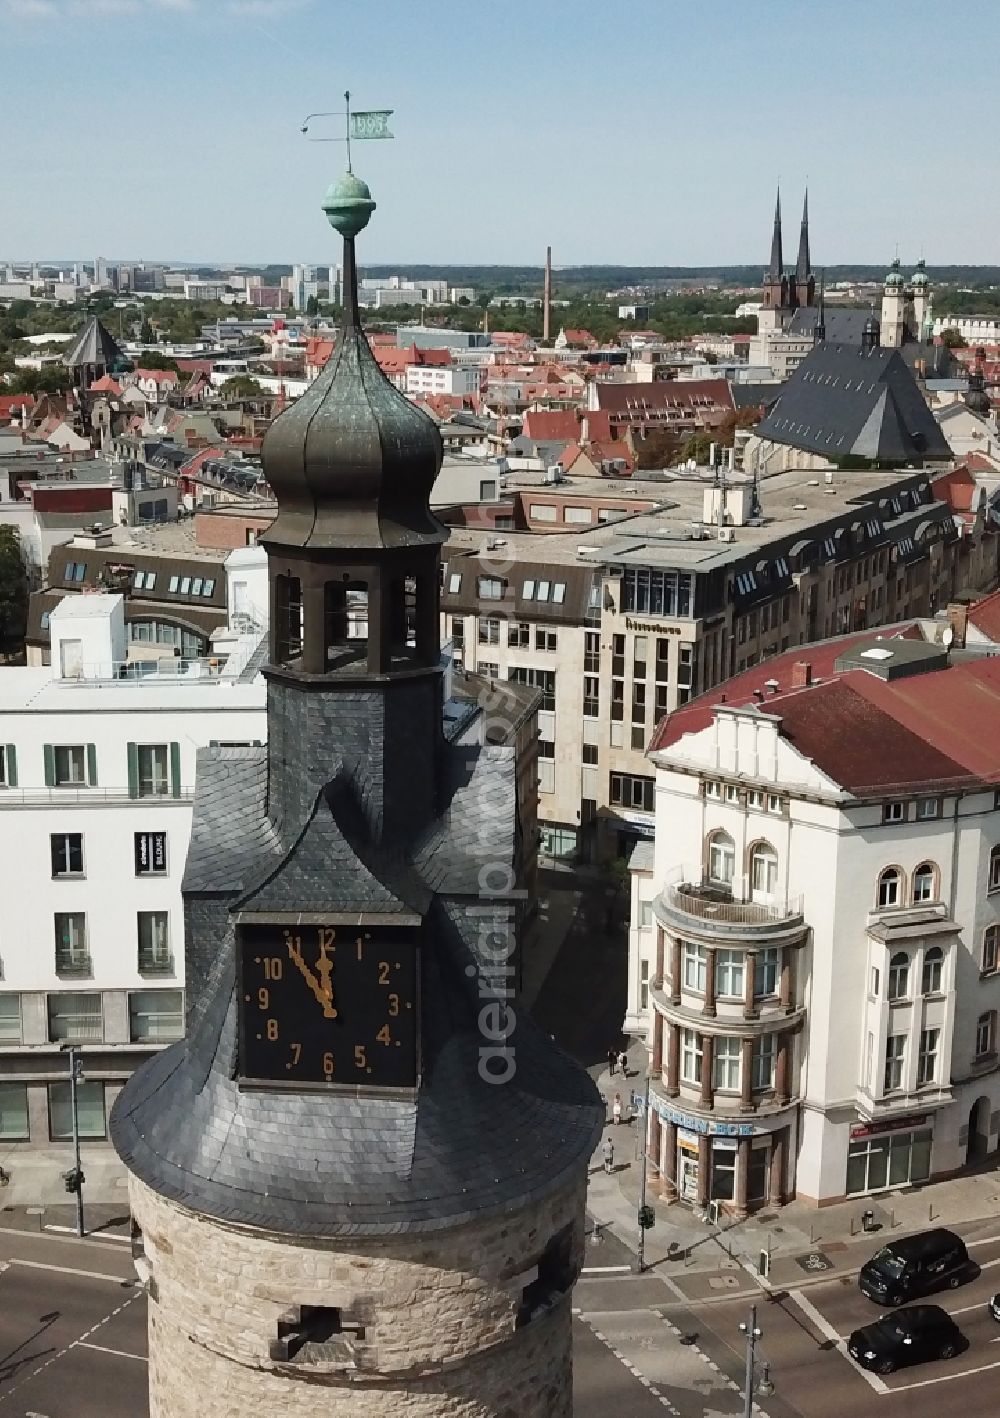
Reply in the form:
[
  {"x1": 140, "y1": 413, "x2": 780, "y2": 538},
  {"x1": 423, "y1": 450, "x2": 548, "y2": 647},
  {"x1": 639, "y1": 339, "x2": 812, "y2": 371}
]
[
  {"x1": 522, "y1": 409, "x2": 581, "y2": 442},
  {"x1": 931, "y1": 464, "x2": 977, "y2": 513},
  {"x1": 0, "y1": 394, "x2": 33, "y2": 420},
  {"x1": 967, "y1": 589, "x2": 1000, "y2": 643},
  {"x1": 652, "y1": 628, "x2": 1000, "y2": 793},
  {"x1": 135, "y1": 368, "x2": 178, "y2": 385},
  {"x1": 561, "y1": 329, "x2": 597, "y2": 348},
  {"x1": 88, "y1": 375, "x2": 122, "y2": 395},
  {"x1": 650, "y1": 626, "x2": 919, "y2": 753},
  {"x1": 593, "y1": 378, "x2": 734, "y2": 415}
]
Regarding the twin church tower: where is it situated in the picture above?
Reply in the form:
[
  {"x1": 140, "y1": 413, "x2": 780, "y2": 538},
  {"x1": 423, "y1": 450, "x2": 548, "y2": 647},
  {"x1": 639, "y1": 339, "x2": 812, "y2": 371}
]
[{"x1": 111, "y1": 167, "x2": 602, "y2": 1418}]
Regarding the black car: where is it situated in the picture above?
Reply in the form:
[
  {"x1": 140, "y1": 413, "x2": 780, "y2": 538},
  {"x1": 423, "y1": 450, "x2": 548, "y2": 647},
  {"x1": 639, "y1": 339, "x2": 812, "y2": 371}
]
[
  {"x1": 848, "y1": 1305, "x2": 962, "y2": 1374},
  {"x1": 858, "y1": 1228, "x2": 969, "y2": 1305},
  {"x1": 990, "y1": 1292, "x2": 1000, "y2": 1323}
]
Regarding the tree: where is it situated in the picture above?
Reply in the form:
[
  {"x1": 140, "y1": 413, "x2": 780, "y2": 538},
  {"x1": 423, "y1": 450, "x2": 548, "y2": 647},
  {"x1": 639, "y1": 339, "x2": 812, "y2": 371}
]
[
  {"x1": 220, "y1": 375, "x2": 264, "y2": 398},
  {"x1": 941, "y1": 327, "x2": 966, "y2": 349},
  {"x1": 139, "y1": 316, "x2": 155, "y2": 343},
  {"x1": 0, "y1": 525, "x2": 28, "y2": 659},
  {"x1": 305, "y1": 295, "x2": 320, "y2": 317},
  {"x1": 6, "y1": 367, "x2": 68, "y2": 395},
  {"x1": 135, "y1": 351, "x2": 181, "y2": 374}
]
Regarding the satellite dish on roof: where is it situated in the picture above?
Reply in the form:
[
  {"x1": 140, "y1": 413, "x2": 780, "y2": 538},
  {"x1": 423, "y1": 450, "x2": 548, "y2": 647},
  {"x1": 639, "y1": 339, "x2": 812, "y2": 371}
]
[{"x1": 942, "y1": 625, "x2": 954, "y2": 648}]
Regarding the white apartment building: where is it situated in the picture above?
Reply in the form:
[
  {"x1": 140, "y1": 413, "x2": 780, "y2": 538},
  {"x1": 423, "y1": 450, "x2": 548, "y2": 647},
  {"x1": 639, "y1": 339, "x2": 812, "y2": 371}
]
[
  {"x1": 626, "y1": 633, "x2": 1000, "y2": 1213},
  {"x1": 405, "y1": 363, "x2": 481, "y2": 398},
  {"x1": 0, "y1": 581, "x2": 267, "y2": 1165}
]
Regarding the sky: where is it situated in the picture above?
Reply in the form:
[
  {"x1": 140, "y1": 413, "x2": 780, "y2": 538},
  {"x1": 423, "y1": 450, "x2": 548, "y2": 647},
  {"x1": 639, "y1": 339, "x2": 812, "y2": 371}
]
[{"x1": 3, "y1": 0, "x2": 1000, "y2": 268}]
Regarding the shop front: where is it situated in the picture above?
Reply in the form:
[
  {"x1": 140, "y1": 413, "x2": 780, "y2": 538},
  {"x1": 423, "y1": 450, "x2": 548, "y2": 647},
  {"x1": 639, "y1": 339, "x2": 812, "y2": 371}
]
[
  {"x1": 846, "y1": 1114, "x2": 932, "y2": 1195},
  {"x1": 650, "y1": 1095, "x2": 786, "y2": 1214}
]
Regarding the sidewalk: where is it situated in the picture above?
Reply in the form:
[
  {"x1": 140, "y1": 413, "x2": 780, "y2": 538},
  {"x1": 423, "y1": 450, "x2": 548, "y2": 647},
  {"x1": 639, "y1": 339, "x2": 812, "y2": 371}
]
[
  {"x1": 0, "y1": 1144, "x2": 130, "y2": 1211},
  {"x1": 586, "y1": 1055, "x2": 1000, "y2": 1298}
]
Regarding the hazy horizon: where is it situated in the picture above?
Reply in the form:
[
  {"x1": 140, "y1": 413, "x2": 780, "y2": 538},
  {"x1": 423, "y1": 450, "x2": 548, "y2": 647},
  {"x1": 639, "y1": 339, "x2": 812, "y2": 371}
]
[{"x1": 4, "y1": 0, "x2": 1000, "y2": 267}]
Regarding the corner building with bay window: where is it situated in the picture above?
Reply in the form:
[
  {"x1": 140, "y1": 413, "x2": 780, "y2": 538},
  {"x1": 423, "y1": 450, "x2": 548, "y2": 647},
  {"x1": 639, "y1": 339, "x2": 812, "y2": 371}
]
[{"x1": 630, "y1": 628, "x2": 1000, "y2": 1210}]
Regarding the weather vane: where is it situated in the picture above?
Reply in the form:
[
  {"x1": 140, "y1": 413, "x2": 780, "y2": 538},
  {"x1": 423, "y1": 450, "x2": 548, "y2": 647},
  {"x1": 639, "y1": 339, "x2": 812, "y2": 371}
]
[{"x1": 300, "y1": 90, "x2": 394, "y2": 173}]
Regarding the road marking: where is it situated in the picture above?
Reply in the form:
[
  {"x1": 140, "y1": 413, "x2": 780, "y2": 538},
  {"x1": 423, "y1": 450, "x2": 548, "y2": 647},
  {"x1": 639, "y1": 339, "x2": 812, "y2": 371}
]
[
  {"x1": 43, "y1": 1225, "x2": 131, "y2": 1246},
  {"x1": 0, "y1": 1290, "x2": 143, "y2": 1406},
  {"x1": 581, "y1": 1264, "x2": 633, "y2": 1275},
  {"x1": 788, "y1": 1287, "x2": 888, "y2": 1395},
  {"x1": 891, "y1": 1356, "x2": 1000, "y2": 1390},
  {"x1": 6, "y1": 1257, "x2": 131, "y2": 1285},
  {"x1": 75, "y1": 1341, "x2": 146, "y2": 1362}
]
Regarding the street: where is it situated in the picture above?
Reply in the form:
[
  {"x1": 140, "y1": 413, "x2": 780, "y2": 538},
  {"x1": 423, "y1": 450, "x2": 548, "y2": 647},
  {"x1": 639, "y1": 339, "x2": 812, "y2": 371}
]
[{"x1": 4, "y1": 1217, "x2": 1000, "y2": 1415}]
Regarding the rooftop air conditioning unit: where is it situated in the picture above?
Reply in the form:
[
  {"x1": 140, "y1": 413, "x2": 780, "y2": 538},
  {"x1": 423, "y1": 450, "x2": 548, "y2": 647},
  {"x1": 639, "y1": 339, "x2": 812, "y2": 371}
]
[{"x1": 718, "y1": 527, "x2": 735, "y2": 543}]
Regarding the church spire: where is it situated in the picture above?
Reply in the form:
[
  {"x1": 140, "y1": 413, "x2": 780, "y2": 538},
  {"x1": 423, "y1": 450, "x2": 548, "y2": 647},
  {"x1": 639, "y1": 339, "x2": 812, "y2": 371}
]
[
  {"x1": 768, "y1": 187, "x2": 784, "y2": 281},
  {"x1": 796, "y1": 189, "x2": 811, "y2": 281},
  {"x1": 794, "y1": 188, "x2": 815, "y2": 309}
]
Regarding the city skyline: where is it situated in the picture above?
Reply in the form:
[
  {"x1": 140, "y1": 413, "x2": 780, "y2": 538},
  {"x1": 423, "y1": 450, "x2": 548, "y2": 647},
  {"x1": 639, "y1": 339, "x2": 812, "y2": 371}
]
[{"x1": 4, "y1": 0, "x2": 1000, "y2": 266}]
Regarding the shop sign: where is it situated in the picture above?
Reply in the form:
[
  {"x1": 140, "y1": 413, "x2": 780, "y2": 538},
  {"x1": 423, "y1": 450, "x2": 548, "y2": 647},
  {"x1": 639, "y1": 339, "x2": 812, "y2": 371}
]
[
  {"x1": 850, "y1": 1113, "x2": 929, "y2": 1141},
  {"x1": 625, "y1": 617, "x2": 683, "y2": 635},
  {"x1": 651, "y1": 1097, "x2": 754, "y2": 1137}
]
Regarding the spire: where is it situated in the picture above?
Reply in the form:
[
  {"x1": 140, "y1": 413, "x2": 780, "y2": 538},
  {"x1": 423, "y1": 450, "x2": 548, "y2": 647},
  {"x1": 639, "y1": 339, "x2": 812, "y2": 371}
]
[
  {"x1": 796, "y1": 189, "x2": 811, "y2": 281},
  {"x1": 814, "y1": 270, "x2": 826, "y2": 344},
  {"x1": 768, "y1": 187, "x2": 783, "y2": 281}
]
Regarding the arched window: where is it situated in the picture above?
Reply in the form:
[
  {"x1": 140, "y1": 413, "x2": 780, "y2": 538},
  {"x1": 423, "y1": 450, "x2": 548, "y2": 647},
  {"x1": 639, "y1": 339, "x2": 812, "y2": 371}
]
[
  {"x1": 877, "y1": 867, "x2": 902, "y2": 908},
  {"x1": 749, "y1": 841, "x2": 778, "y2": 903},
  {"x1": 887, "y1": 951, "x2": 910, "y2": 1001},
  {"x1": 922, "y1": 946, "x2": 943, "y2": 995},
  {"x1": 912, "y1": 863, "x2": 937, "y2": 904},
  {"x1": 707, "y1": 831, "x2": 735, "y2": 887}
]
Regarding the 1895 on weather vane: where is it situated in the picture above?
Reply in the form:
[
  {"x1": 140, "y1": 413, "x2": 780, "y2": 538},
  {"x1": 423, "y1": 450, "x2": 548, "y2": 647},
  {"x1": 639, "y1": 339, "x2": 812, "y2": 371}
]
[{"x1": 238, "y1": 921, "x2": 418, "y2": 1089}]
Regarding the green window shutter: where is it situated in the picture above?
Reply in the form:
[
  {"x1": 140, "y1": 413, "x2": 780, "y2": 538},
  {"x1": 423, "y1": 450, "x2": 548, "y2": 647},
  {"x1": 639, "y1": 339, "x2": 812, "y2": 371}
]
[
  {"x1": 5, "y1": 745, "x2": 16, "y2": 788},
  {"x1": 169, "y1": 741, "x2": 181, "y2": 799},
  {"x1": 43, "y1": 744, "x2": 55, "y2": 787},
  {"x1": 126, "y1": 742, "x2": 139, "y2": 799},
  {"x1": 86, "y1": 743, "x2": 98, "y2": 787}
]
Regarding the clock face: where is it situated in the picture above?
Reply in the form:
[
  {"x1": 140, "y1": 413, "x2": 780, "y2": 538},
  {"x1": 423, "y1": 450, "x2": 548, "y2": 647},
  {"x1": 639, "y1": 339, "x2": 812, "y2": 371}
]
[{"x1": 238, "y1": 922, "x2": 418, "y2": 1089}]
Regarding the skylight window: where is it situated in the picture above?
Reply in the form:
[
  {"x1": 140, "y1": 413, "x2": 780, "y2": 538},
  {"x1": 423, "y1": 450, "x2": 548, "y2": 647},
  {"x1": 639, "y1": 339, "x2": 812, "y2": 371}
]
[{"x1": 861, "y1": 647, "x2": 893, "y2": 661}]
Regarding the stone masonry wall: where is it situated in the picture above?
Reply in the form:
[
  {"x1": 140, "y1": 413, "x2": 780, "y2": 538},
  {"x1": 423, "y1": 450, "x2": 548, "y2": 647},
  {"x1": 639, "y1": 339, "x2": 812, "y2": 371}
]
[{"x1": 131, "y1": 1172, "x2": 586, "y2": 1418}]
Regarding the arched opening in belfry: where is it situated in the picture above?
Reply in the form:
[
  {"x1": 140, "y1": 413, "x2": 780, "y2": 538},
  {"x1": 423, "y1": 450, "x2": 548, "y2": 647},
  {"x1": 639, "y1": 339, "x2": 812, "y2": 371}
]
[{"x1": 274, "y1": 574, "x2": 303, "y2": 664}]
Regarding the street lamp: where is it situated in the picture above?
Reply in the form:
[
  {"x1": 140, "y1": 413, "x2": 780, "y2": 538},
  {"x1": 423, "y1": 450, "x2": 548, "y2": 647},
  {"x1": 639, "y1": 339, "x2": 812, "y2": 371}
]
[
  {"x1": 59, "y1": 1043, "x2": 85, "y2": 1237},
  {"x1": 738, "y1": 1305, "x2": 774, "y2": 1416}
]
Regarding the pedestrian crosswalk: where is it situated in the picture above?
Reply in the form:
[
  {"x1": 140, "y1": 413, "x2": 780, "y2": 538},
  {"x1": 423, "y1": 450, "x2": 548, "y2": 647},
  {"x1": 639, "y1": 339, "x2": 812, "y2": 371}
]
[{"x1": 575, "y1": 1307, "x2": 764, "y2": 1417}]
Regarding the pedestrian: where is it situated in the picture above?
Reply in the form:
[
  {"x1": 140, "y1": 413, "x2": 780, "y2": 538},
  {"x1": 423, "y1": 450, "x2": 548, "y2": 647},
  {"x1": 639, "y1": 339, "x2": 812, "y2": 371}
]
[
  {"x1": 603, "y1": 1136, "x2": 615, "y2": 1174},
  {"x1": 608, "y1": 1047, "x2": 617, "y2": 1076},
  {"x1": 612, "y1": 1092, "x2": 622, "y2": 1126},
  {"x1": 618, "y1": 1049, "x2": 629, "y2": 1079}
]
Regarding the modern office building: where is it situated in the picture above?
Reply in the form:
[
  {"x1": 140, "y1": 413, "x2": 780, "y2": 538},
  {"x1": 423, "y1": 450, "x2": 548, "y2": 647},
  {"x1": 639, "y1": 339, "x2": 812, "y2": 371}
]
[{"x1": 441, "y1": 456, "x2": 988, "y2": 862}]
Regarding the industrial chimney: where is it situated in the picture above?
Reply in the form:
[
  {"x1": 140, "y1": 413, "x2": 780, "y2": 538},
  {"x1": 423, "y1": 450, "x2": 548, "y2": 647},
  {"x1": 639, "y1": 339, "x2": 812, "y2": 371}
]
[{"x1": 543, "y1": 245, "x2": 552, "y2": 344}]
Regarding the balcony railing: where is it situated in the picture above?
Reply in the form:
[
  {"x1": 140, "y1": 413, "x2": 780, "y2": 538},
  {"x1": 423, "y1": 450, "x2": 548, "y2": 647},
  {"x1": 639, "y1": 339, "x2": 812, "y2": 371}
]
[
  {"x1": 138, "y1": 951, "x2": 174, "y2": 977},
  {"x1": 55, "y1": 952, "x2": 93, "y2": 977},
  {"x1": 662, "y1": 866, "x2": 803, "y2": 926}
]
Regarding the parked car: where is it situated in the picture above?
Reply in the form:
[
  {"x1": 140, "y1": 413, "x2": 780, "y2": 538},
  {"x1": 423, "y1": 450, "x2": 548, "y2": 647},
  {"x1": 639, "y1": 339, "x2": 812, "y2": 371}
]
[
  {"x1": 848, "y1": 1305, "x2": 962, "y2": 1374},
  {"x1": 989, "y1": 1292, "x2": 1000, "y2": 1322},
  {"x1": 858, "y1": 1228, "x2": 969, "y2": 1306}
]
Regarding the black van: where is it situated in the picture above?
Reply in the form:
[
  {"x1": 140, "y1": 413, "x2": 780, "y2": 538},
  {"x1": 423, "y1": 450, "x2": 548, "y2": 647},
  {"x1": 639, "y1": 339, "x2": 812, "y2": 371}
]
[{"x1": 859, "y1": 1229, "x2": 969, "y2": 1305}]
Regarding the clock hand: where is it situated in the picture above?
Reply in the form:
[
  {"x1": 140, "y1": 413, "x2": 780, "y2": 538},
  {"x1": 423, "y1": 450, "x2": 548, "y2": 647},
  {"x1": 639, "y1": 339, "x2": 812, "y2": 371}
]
[
  {"x1": 285, "y1": 936, "x2": 338, "y2": 1018},
  {"x1": 315, "y1": 939, "x2": 337, "y2": 1017}
]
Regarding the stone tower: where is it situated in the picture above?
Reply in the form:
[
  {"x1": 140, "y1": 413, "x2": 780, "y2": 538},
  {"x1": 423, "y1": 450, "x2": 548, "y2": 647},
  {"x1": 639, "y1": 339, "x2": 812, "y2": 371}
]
[
  {"x1": 111, "y1": 167, "x2": 602, "y2": 1418},
  {"x1": 881, "y1": 257, "x2": 907, "y2": 348}
]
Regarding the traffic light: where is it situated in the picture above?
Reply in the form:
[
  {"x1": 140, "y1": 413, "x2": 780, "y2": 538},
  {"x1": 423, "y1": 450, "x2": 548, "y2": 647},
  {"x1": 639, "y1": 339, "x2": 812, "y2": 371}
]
[
  {"x1": 638, "y1": 1204, "x2": 655, "y2": 1231},
  {"x1": 62, "y1": 1167, "x2": 84, "y2": 1194}
]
